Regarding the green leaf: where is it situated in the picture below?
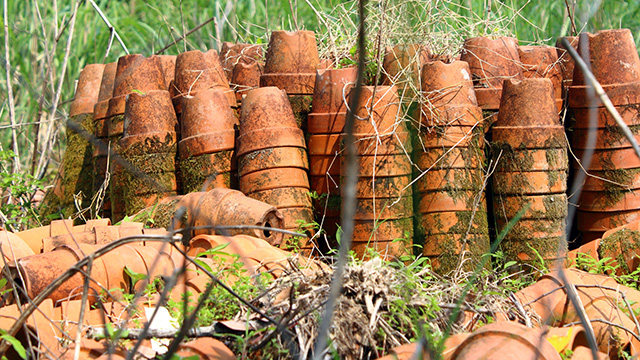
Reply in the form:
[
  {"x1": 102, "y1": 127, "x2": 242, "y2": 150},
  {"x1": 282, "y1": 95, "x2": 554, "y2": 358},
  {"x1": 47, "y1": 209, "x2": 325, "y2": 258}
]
[
  {"x1": 124, "y1": 266, "x2": 148, "y2": 289},
  {"x1": 1, "y1": 333, "x2": 27, "y2": 359}
]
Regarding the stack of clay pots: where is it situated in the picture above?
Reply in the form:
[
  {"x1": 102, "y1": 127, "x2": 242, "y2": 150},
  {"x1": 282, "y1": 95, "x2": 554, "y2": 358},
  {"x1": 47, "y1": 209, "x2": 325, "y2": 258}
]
[
  {"x1": 107, "y1": 55, "x2": 167, "y2": 222},
  {"x1": 178, "y1": 89, "x2": 237, "y2": 192},
  {"x1": 171, "y1": 49, "x2": 236, "y2": 119},
  {"x1": 40, "y1": 63, "x2": 104, "y2": 221},
  {"x1": 460, "y1": 36, "x2": 522, "y2": 116},
  {"x1": 415, "y1": 60, "x2": 489, "y2": 273},
  {"x1": 260, "y1": 30, "x2": 320, "y2": 131},
  {"x1": 492, "y1": 78, "x2": 568, "y2": 264},
  {"x1": 237, "y1": 87, "x2": 315, "y2": 254},
  {"x1": 220, "y1": 42, "x2": 264, "y2": 104},
  {"x1": 157, "y1": 55, "x2": 177, "y2": 90},
  {"x1": 518, "y1": 45, "x2": 564, "y2": 112},
  {"x1": 569, "y1": 29, "x2": 640, "y2": 243},
  {"x1": 119, "y1": 89, "x2": 179, "y2": 216},
  {"x1": 92, "y1": 62, "x2": 117, "y2": 219},
  {"x1": 307, "y1": 68, "x2": 356, "y2": 246},
  {"x1": 344, "y1": 85, "x2": 413, "y2": 260}
]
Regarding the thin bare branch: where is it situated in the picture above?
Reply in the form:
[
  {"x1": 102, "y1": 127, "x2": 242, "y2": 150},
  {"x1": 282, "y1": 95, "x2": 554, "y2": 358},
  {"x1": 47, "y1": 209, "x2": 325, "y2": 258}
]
[{"x1": 3, "y1": 0, "x2": 20, "y2": 172}]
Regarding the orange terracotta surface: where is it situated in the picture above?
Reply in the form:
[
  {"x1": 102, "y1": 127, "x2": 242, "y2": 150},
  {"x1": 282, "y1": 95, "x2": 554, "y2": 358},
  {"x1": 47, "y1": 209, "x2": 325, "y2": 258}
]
[
  {"x1": 353, "y1": 175, "x2": 412, "y2": 198},
  {"x1": 492, "y1": 125, "x2": 566, "y2": 149},
  {"x1": 414, "y1": 147, "x2": 484, "y2": 169},
  {"x1": 572, "y1": 104, "x2": 640, "y2": 129},
  {"x1": 350, "y1": 86, "x2": 401, "y2": 134},
  {"x1": 238, "y1": 146, "x2": 309, "y2": 176},
  {"x1": 341, "y1": 154, "x2": 412, "y2": 177},
  {"x1": 352, "y1": 131, "x2": 413, "y2": 155},
  {"x1": 311, "y1": 67, "x2": 356, "y2": 115},
  {"x1": 236, "y1": 127, "x2": 306, "y2": 156},
  {"x1": 173, "y1": 49, "x2": 235, "y2": 107},
  {"x1": 231, "y1": 61, "x2": 263, "y2": 101},
  {"x1": 556, "y1": 36, "x2": 578, "y2": 84},
  {"x1": 517, "y1": 45, "x2": 563, "y2": 99},
  {"x1": 418, "y1": 190, "x2": 486, "y2": 214},
  {"x1": 420, "y1": 60, "x2": 477, "y2": 107},
  {"x1": 492, "y1": 170, "x2": 567, "y2": 195},
  {"x1": 493, "y1": 193, "x2": 568, "y2": 219},
  {"x1": 419, "y1": 104, "x2": 484, "y2": 127},
  {"x1": 495, "y1": 78, "x2": 559, "y2": 127},
  {"x1": 239, "y1": 167, "x2": 309, "y2": 194},
  {"x1": 415, "y1": 168, "x2": 484, "y2": 192},
  {"x1": 69, "y1": 63, "x2": 105, "y2": 117},
  {"x1": 381, "y1": 44, "x2": 430, "y2": 87},
  {"x1": 416, "y1": 125, "x2": 483, "y2": 149}
]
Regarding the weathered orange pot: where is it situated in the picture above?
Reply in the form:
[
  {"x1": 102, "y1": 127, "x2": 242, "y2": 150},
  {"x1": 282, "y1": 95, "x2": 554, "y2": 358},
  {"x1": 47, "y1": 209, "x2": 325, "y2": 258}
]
[
  {"x1": 352, "y1": 131, "x2": 412, "y2": 155},
  {"x1": 220, "y1": 42, "x2": 263, "y2": 80},
  {"x1": 308, "y1": 134, "x2": 341, "y2": 156},
  {"x1": 418, "y1": 190, "x2": 485, "y2": 214},
  {"x1": 350, "y1": 86, "x2": 401, "y2": 134},
  {"x1": 495, "y1": 78, "x2": 559, "y2": 127},
  {"x1": 450, "y1": 321, "x2": 561, "y2": 360},
  {"x1": 240, "y1": 168, "x2": 309, "y2": 194},
  {"x1": 0, "y1": 230, "x2": 35, "y2": 262},
  {"x1": 342, "y1": 154, "x2": 412, "y2": 177},
  {"x1": 247, "y1": 187, "x2": 313, "y2": 209},
  {"x1": 308, "y1": 68, "x2": 356, "y2": 134},
  {"x1": 460, "y1": 36, "x2": 522, "y2": 110},
  {"x1": 69, "y1": 64, "x2": 105, "y2": 117},
  {"x1": 493, "y1": 193, "x2": 568, "y2": 219},
  {"x1": 351, "y1": 239, "x2": 410, "y2": 261},
  {"x1": 492, "y1": 125, "x2": 566, "y2": 149},
  {"x1": 354, "y1": 175, "x2": 412, "y2": 198},
  {"x1": 121, "y1": 90, "x2": 178, "y2": 140},
  {"x1": 414, "y1": 147, "x2": 484, "y2": 169},
  {"x1": 176, "y1": 188, "x2": 285, "y2": 245},
  {"x1": 420, "y1": 60, "x2": 477, "y2": 108},
  {"x1": 492, "y1": 170, "x2": 567, "y2": 194},
  {"x1": 353, "y1": 218, "x2": 413, "y2": 241},
  {"x1": 572, "y1": 105, "x2": 640, "y2": 129},
  {"x1": 260, "y1": 30, "x2": 319, "y2": 95},
  {"x1": 231, "y1": 61, "x2": 263, "y2": 102},
  {"x1": 172, "y1": 49, "x2": 235, "y2": 108},
  {"x1": 175, "y1": 337, "x2": 236, "y2": 360},
  {"x1": 573, "y1": 148, "x2": 640, "y2": 170},
  {"x1": 16, "y1": 219, "x2": 74, "y2": 253},
  {"x1": 179, "y1": 88, "x2": 236, "y2": 158},
  {"x1": 556, "y1": 36, "x2": 579, "y2": 85},
  {"x1": 354, "y1": 197, "x2": 413, "y2": 220},
  {"x1": 236, "y1": 127, "x2": 306, "y2": 157},
  {"x1": 579, "y1": 190, "x2": 640, "y2": 212},
  {"x1": 415, "y1": 168, "x2": 484, "y2": 192},
  {"x1": 419, "y1": 103, "x2": 484, "y2": 128},
  {"x1": 517, "y1": 45, "x2": 563, "y2": 109},
  {"x1": 237, "y1": 147, "x2": 309, "y2": 176},
  {"x1": 381, "y1": 44, "x2": 430, "y2": 91},
  {"x1": 309, "y1": 155, "x2": 340, "y2": 176},
  {"x1": 572, "y1": 29, "x2": 640, "y2": 87},
  {"x1": 238, "y1": 86, "x2": 300, "y2": 132},
  {"x1": 157, "y1": 54, "x2": 177, "y2": 90},
  {"x1": 572, "y1": 127, "x2": 640, "y2": 149},
  {"x1": 577, "y1": 209, "x2": 640, "y2": 234},
  {"x1": 0, "y1": 299, "x2": 59, "y2": 357},
  {"x1": 309, "y1": 175, "x2": 340, "y2": 196},
  {"x1": 417, "y1": 125, "x2": 483, "y2": 148}
]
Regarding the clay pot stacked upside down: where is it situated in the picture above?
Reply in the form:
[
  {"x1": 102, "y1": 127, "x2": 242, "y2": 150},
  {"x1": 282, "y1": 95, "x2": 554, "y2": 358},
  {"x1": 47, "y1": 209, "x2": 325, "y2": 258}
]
[
  {"x1": 307, "y1": 68, "x2": 356, "y2": 247},
  {"x1": 556, "y1": 36, "x2": 579, "y2": 87},
  {"x1": 237, "y1": 87, "x2": 315, "y2": 254},
  {"x1": 518, "y1": 45, "x2": 564, "y2": 112},
  {"x1": 343, "y1": 85, "x2": 414, "y2": 260},
  {"x1": 260, "y1": 30, "x2": 320, "y2": 131},
  {"x1": 569, "y1": 29, "x2": 640, "y2": 243},
  {"x1": 119, "y1": 88, "x2": 180, "y2": 216},
  {"x1": 220, "y1": 42, "x2": 264, "y2": 103},
  {"x1": 92, "y1": 61, "x2": 117, "y2": 219},
  {"x1": 381, "y1": 44, "x2": 431, "y2": 100},
  {"x1": 460, "y1": 36, "x2": 522, "y2": 115},
  {"x1": 178, "y1": 88, "x2": 237, "y2": 192},
  {"x1": 415, "y1": 60, "x2": 489, "y2": 273},
  {"x1": 171, "y1": 49, "x2": 236, "y2": 119},
  {"x1": 492, "y1": 78, "x2": 569, "y2": 264},
  {"x1": 107, "y1": 55, "x2": 167, "y2": 222},
  {"x1": 40, "y1": 63, "x2": 104, "y2": 221}
]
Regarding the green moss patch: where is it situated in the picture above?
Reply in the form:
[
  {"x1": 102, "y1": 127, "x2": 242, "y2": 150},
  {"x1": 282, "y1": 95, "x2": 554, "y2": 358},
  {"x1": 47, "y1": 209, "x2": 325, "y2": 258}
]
[
  {"x1": 599, "y1": 227, "x2": 640, "y2": 275},
  {"x1": 288, "y1": 95, "x2": 313, "y2": 131},
  {"x1": 179, "y1": 151, "x2": 234, "y2": 193}
]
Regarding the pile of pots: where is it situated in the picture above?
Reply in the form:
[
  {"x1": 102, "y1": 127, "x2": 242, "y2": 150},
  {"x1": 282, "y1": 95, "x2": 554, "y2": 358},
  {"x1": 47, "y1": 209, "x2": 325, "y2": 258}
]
[
  {"x1": 119, "y1": 89, "x2": 179, "y2": 216},
  {"x1": 491, "y1": 78, "x2": 569, "y2": 264},
  {"x1": 517, "y1": 45, "x2": 564, "y2": 112},
  {"x1": 344, "y1": 85, "x2": 414, "y2": 260},
  {"x1": 307, "y1": 68, "x2": 356, "y2": 247},
  {"x1": 260, "y1": 30, "x2": 319, "y2": 131},
  {"x1": 237, "y1": 87, "x2": 316, "y2": 254},
  {"x1": 415, "y1": 60, "x2": 489, "y2": 272},
  {"x1": 178, "y1": 88, "x2": 237, "y2": 192},
  {"x1": 569, "y1": 29, "x2": 640, "y2": 243},
  {"x1": 220, "y1": 42, "x2": 264, "y2": 103},
  {"x1": 107, "y1": 55, "x2": 168, "y2": 222}
]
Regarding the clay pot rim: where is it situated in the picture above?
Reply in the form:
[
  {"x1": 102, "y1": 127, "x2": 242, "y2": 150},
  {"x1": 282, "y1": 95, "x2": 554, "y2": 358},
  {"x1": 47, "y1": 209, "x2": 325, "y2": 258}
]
[{"x1": 568, "y1": 81, "x2": 640, "y2": 107}]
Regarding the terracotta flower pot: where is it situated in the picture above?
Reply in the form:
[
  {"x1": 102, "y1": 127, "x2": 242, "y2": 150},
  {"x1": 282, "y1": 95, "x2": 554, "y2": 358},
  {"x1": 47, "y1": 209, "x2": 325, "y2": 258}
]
[
  {"x1": 381, "y1": 44, "x2": 431, "y2": 96},
  {"x1": 460, "y1": 36, "x2": 523, "y2": 110},
  {"x1": 492, "y1": 170, "x2": 567, "y2": 195},
  {"x1": 556, "y1": 36, "x2": 579, "y2": 85},
  {"x1": 577, "y1": 209, "x2": 640, "y2": 234},
  {"x1": 0, "y1": 299, "x2": 59, "y2": 357},
  {"x1": 493, "y1": 193, "x2": 568, "y2": 220},
  {"x1": 231, "y1": 61, "x2": 263, "y2": 102},
  {"x1": 247, "y1": 187, "x2": 313, "y2": 209},
  {"x1": 572, "y1": 105, "x2": 640, "y2": 129},
  {"x1": 418, "y1": 190, "x2": 486, "y2": 214},
  {"x1": 492, "y1": 125, "x2": 566, "y2": 149},
  {"x1": 342, "y1": 154, "x2": 412, "y2": 177},
  {"x1": 350, "y1": 238, "x2": 411, "y2": 261},
  {"x1": 157, "y1": 54, "x2": 177, "y2": 90},
  {"x1": 414, "y1": 147, "x2": 484, "y2": 169},
  {"x1": 175, "y1": 338, "x2": 236, "y2": 360},
  {"x1": 309, "y1": 155, "x2": 340, "y2": 176},
  {"x1": 354, "y1": 175, "x2": 412, "y2": 198},
  {"x1": 420, "y1": 60, "x2": 477, "y2": 108},
  {"x1": 69, "y1": 63, "x2": 105, "y2": 117},
  {"x1": 220, "y1": 42, "x2": 263, "y2": 80},
  {"x1": 417, "y1": 125, "x2": 484, "y2": 149},
  {"x1": 260, "y1": 30, "x2": 320, "y2": 95},
  {"x1": 354, "y1": 197, "x2": 413, "y2": 220},
  {"x1": 175, "y1": 188, "x2": 285, "y2": 246},
  {"x1": 237, "y1": 147, "x2": 309, "y2": 176},
  {"x1": 450, "y1": 321, "x2": 562, "y2": 360},
  {"x1": 240, "y1": 168, "x2": 309, "y2": 194},
  {"x1": 0, "y1": 230, "x2": 35, "y2": 262},
  {"x1": 414, "y1": 168, "x2": 484, "y2": 192},
  {"x1": 517, "y1": 45, "x2": 563, "y2": 110},
  {"x1": 350, "y1": 86, "x2": 401, "y2": 134},
  {"x1": 309, "y1": 68, "x2": 356, "y2": 124},
  {"x1": 495, "y1": 78, "x2": 559, "y2": 127},
  {"x1": 93, "y1": 61, "x2": 118, "y2": 123},
  {"x1": 173, "y1": 49, "x2": 235, "y2": 108},
  {"x1": 238, "y1": 86, "x2": 300, "y2": 133},
  {"x1": 351, "y1": 131, "x2": 412, "y2": 155},
  {"x1": 417, "y1": 211, "x2": 488, "y2": 236}
]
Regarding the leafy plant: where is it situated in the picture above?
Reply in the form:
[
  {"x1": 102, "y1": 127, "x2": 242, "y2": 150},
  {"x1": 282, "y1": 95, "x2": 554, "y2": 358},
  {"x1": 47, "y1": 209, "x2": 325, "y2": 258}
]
[{"x1": 0, "y1": 150, "x2": 42, "y2": 231}]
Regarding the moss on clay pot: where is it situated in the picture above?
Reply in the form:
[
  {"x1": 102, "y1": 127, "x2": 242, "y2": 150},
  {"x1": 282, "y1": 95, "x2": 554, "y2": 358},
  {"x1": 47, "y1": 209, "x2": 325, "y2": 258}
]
[
  {"x1": 500, "y1": 235, "x2": 566, "y2": 265},
  {"x1": 179, "y1": 151, "x2": 235, "y2": 193},
  {"x1": 288, "y1": 94, "x2": 313, "y2": 131},
  {"x1": 424, "y1": 233, "x2": 491, "y2": 273},
  {"x1": 416, "y1": 210, "x2": 489, "y2": 237},
  {"x1": 598, "y1": 227, "x2": 640, "y2": 275}
]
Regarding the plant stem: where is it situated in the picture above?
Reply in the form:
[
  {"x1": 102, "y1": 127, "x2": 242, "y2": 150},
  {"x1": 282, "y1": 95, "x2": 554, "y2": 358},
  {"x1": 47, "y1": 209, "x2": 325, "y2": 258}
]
[{"x1": 4, "y1": 0, "x2": 20, "y2": 173}]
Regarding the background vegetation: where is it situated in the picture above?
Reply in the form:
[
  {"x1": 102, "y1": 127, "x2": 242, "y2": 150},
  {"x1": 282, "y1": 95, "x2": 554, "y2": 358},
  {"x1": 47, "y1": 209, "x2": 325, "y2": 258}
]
[{"x1": 1, "y1": 0, "x2": 640, "y2": 213}]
